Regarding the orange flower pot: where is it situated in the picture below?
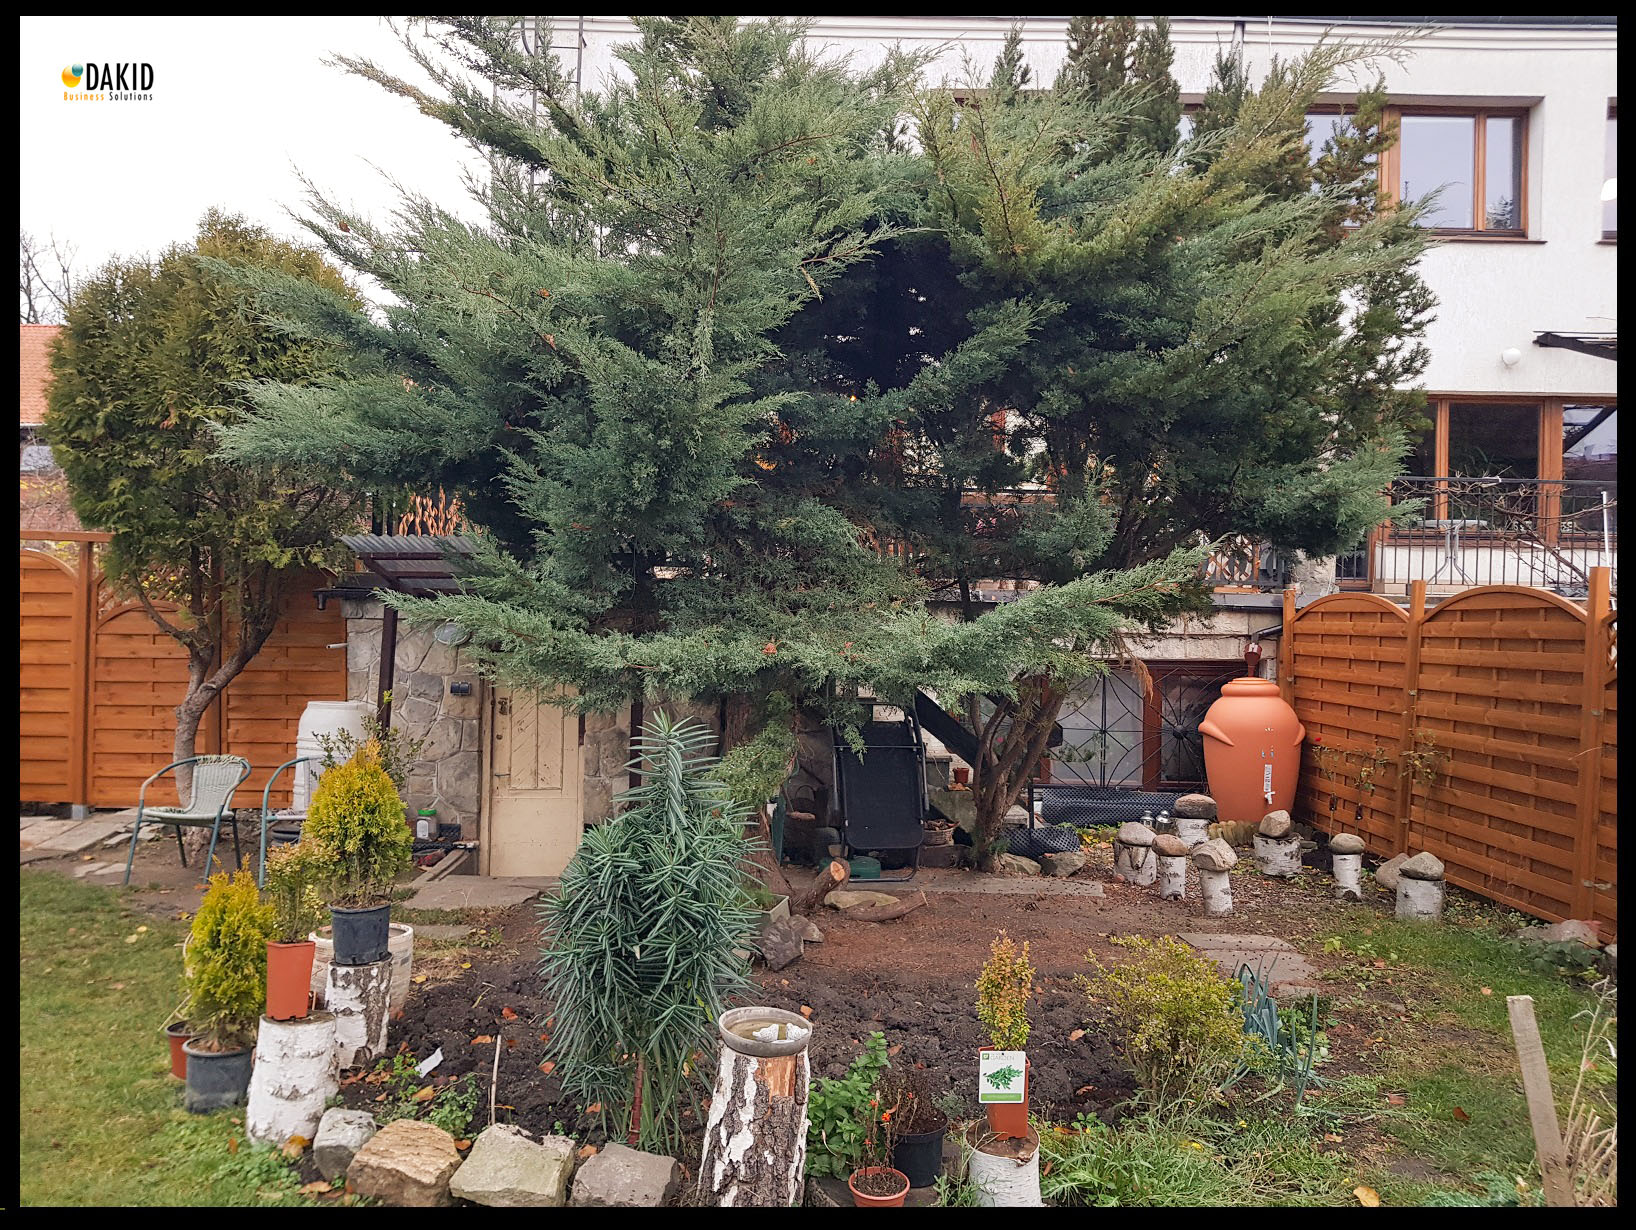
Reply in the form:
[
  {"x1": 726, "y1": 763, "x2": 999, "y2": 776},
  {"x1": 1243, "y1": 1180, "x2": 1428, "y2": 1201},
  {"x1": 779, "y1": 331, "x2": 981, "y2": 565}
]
[
  {"x1": 849, "y1": 1167, "x2": 910, "y2": 1207},
  {"x1": 980, "y1": 1047, "x2": 1031, "y2": 1140},
  {"x1": 165, "y1": 1020, "x2": 195, "y2": 1079},
  {"x1": 266, "y1": 940, "x2": 316, "y2": 1021}
]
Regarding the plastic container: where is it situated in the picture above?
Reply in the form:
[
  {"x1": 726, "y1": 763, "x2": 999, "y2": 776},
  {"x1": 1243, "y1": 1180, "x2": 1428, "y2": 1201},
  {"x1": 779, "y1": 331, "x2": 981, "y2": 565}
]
[
  {"x1": 266, "y1": 940, "x2": 316, "y2": 1020},
  {"x1": 183, "y1": 1040, "x2": 254, "y2": 1113},
  {"x1": 292, "y1": 700, "x2": 373, "y2": 811},
  {"x1": 312, "y1": 923, "x2": 414, "y2": 1013},
  {"x1": 848, "y1": 855, "x2": 882, "y2": 880},
  {"x1": 1198, "y1": 679, "x2": 1305, "y2": 824},
  {"x1": 329, "y1": 904, "x2": 391, "y2": 966},
  {"x1": 166, "y1": 1020, "x2": 195, "y2": 1079},
  {"x1": 892, "y1": 1123, "x2": 948, "y2": 1188}
]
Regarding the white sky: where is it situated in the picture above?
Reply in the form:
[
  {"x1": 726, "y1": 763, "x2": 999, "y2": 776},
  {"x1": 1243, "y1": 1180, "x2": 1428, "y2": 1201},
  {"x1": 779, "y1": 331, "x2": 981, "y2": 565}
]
[{"x1": 19, "y1": 16, "x2": 486, "y2": 291}]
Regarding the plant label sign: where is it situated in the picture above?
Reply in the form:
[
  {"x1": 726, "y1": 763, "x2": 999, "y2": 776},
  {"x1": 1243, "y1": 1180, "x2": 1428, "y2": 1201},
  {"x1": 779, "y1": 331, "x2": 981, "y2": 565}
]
[{"x1": 978, "y1": 1049, "x2": 1026, "y2": 1104}]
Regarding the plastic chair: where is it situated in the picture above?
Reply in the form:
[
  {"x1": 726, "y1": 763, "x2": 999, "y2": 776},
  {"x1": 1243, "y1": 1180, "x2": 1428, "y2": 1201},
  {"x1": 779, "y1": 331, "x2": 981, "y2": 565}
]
[
  {"x1": 122, "y1": 755, "x2": 253, "y2": 886},
  {"x1": 258, "y1": 755, "x2": 322, "y2": 887}
]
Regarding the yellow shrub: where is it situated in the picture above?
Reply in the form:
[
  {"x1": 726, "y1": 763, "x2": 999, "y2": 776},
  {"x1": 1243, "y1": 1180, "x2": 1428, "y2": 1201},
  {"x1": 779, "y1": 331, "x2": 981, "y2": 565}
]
[
  {"x1": 185, "y1": 869, "x2": 274, "y2": 1049},
  {"x1": 976, "y1": 931, "x2": 1035, "y2": 1051},
  {"x1": 302, "y1": 740, "x2": 413, "y2": 907}
]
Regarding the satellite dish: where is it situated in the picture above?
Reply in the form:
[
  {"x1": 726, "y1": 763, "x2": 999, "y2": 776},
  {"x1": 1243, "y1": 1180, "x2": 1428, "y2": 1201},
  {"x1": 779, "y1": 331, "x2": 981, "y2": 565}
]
[{"x1": 433, "y1": 621, "x2": 472, "y2": 647}]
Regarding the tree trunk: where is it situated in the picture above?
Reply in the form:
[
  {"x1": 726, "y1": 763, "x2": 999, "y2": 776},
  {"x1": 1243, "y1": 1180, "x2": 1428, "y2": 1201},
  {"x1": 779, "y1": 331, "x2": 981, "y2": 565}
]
[
  {"x1": 748, "y1": 804, "x2": 794, "y2": 900},
  {"x1": 970, "y1": 680, "x2": 1062, "y2": 871},
  {"x1": 698, "y1": 1041, "x2": 810, "y2": 1207},
  {"x1": 790, "y1": 859, "x2": 848, "y2": 914}
]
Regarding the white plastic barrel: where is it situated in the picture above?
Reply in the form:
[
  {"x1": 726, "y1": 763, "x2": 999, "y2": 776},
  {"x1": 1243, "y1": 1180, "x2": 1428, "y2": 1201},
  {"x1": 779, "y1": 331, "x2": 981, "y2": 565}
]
[{"x1": 293, "y1": 700, "x2": 374, "y2": 810}]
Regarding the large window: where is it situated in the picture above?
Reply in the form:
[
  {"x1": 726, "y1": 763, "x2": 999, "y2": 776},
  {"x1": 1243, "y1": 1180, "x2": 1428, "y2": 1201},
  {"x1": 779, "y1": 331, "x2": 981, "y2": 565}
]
[{"x1": 1389, "y1": 107, "x2": 1527, "y2": 234}]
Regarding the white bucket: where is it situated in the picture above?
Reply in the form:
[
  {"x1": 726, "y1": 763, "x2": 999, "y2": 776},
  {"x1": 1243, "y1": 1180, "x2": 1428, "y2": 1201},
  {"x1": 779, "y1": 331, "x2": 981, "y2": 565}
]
[
  {"x1": 311, "y1": 922, "x2": 414, "y2": 1014},
  {"x1": 293, "y1": 700, "x2": 374, "y2": 811}
]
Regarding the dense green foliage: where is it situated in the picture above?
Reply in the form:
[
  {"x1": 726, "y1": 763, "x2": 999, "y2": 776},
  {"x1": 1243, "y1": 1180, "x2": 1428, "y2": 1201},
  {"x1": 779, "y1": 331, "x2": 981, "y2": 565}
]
[
  {"x1": 975, "y1": 931, "x2": 1035, "y2": 1051},
  {"x1": 185, "y1": 870, "x2": 275, "y2": 1049},
  {"x1": 261, "y1": 842, "x2": 328, "y2": 944},
  {"x1": 43, "y1": 211, "x2": 362, "y2": 773},
  {"x1": 537, "y1": 715, "x2": 759, "y2": 1151},
  {"x1": 806, "y1": 1031, "x2": 892, "y2": 1178},
  {"x1": 302, "y1": 743, "x2": 414, "y2": 908}
]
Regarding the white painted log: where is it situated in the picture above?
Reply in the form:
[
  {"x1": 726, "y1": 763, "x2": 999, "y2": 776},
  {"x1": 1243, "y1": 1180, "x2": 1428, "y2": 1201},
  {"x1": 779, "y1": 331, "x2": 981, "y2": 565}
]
[
  {"x1": 1113, "y1": 842, "x2": 1156, "y2": 886},
  {"x1": 311, "y1": 924, "x2": 413, "y2": 1013},
  {"x1": 1175, "y1": 816, "x2": 1211, "y2": 846},
  {"x1": 1332, "y1": 853, "x2": 1363, "y2": 901},
  {"x1": 968, "y1": 1128, "x2": 1043, "y2": 1208},
  {"x1": 1253, "y1": 834, "x2": 1302, "y2": 878},
  {"x1": 699, "y1": 1008, "x2": 810, "y2": 1208},
  {"x1": 1396, "y1": 876, "x2": 1446, "y2": 921},
  {"x1": 1200, "y1": 868, "x2": 1233, "y2": 916},
  {"x1": 1157, "y1": 855, "x2": 1188, "y2": 901},
  {"x1": 247, "y1": 1012, "x2": 339, "y2": 1147},
  {"x1": 328, "y1": 959, "x2": 392, "y2": 1068}
]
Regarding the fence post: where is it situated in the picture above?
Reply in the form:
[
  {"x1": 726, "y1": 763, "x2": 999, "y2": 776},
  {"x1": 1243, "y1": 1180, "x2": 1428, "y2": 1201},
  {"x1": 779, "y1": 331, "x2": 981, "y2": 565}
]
[
  {"x1": 1391, "y1": 579, "x2": 1427, "y2": 854},
  {"x1": 1571, "y1": 566, "x2": 1612, "y2": 920},
  {"x1": 69, "y1": 541, "x2": 96, "y2": 810},
  {"x1": 1278, "y1": 587, "x2": 1296, "y2": 704}
]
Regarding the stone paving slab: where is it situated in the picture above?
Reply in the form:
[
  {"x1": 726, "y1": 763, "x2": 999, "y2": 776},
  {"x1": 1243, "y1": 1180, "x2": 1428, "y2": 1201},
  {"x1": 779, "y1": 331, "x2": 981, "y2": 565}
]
[
  {"x1": 19, "y1": 820, "x2": 79, "y2": 848},
  {"x1": 407, "y1": 877, "x2": 551, "y2": 911},
  {"x1": 44, "y1": 820, "x2": 132, "y2": 854},
  {"x1": 20, "y1": 848, "x2": 62, "y2": 865},
  {"x1": 72, "y1": 860, "x2": 116, "y2": 879},
  {"x1": 413, "y1": 924, "x2": 475, "y2": 941},
  {"x1": 1178, "y1": 933, "x2": 1319, "y2": 992}
]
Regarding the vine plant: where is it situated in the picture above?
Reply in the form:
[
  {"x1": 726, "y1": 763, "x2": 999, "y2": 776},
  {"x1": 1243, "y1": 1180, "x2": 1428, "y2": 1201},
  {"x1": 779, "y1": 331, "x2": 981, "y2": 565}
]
[{"x1": 1401, "y1": 731, "x2": 1450, "y2": 792}]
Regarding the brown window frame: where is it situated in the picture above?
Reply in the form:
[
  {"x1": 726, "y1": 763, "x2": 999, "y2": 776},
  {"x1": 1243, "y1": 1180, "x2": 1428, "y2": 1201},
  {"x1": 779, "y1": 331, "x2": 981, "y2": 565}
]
[{"x1": 1381, "y1": 105, "x2": 1530, "y2": 237}]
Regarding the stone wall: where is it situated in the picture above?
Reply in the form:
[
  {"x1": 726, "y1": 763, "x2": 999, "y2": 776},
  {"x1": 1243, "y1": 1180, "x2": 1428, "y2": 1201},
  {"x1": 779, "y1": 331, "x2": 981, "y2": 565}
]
[{"x1": 343, "y1": 598, "x2": 484, "y2": 837}]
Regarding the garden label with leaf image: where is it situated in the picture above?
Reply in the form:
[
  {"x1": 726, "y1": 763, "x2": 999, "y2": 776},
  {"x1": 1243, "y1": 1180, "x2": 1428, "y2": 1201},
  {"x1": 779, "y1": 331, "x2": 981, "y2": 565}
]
[{"x1": 978, "y1": 1049, "x2": 1026, "y2": 1104}]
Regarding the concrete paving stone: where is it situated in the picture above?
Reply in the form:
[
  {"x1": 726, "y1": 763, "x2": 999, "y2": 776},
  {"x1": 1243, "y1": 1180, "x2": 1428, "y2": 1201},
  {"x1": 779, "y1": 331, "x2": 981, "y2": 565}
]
[
  {"x1": 407, "y1": 877, "x2": 548, "y2": 911},
  {"x1": 1178, "y1": 932, "x2": 1318, "y2": 990},
  {"x1": 72, "y1": 860, "x2": 115, "y2": 879},
  {"x1": 911, "y1": 877, "x2": 1105, "y2": 898},
  {"x1": 412, "y1": 924, "x2": 474, "y2": 942},
  {"x1": 19, "y1": 820, "x2": 79, "y2": 848},
  {"x1": 44, "y1": 820, "x2": 132, "y2": 853},
  {"x1": 19, "y1": 849, "x2": 61, "y2": 865}
]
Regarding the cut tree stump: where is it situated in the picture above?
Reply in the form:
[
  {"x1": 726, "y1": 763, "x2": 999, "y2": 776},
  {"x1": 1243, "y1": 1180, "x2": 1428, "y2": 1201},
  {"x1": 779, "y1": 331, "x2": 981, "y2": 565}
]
[
  {"x1": 698, "y1": 1007, "x2": 811, "y2": 1208},
  {"x1": 790, "y1": 860, "x2": 848, "y2": 915}
]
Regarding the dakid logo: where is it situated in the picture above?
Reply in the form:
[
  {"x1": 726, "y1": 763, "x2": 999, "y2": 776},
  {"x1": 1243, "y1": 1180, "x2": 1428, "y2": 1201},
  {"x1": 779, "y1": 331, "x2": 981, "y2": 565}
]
[{"x1": 62, "y1": 61, "x2": 155, "y2": 101}]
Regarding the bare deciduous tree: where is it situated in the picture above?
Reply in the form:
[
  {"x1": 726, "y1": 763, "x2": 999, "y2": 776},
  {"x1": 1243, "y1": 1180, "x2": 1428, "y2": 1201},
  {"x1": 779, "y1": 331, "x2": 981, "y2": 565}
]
[{"x1": 20, "y1": 229, "x2": 78, "y2": 323}]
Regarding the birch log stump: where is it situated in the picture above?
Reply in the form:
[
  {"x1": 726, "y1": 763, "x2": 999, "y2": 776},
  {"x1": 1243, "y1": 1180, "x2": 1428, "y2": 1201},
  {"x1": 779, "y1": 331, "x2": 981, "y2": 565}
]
[{"x1": 698, "y1": 1007, "x2": 812, "y2": 1207}]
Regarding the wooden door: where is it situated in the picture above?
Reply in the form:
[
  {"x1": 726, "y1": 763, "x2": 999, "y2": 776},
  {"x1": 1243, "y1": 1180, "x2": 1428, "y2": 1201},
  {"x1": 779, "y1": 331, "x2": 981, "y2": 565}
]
[{"x1": 486, "y1": 686, "x2": 583, "y2": 876}]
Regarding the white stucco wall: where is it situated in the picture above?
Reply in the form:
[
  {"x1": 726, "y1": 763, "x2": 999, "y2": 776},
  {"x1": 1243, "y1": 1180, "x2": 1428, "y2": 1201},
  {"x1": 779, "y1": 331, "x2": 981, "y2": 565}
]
[{"x1": 543, "y1": 16, "x2": 1616, "y2": 400}]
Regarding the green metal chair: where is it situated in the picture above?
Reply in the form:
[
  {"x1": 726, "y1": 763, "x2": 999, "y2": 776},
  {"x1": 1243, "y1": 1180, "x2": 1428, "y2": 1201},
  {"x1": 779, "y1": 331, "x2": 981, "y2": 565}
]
[
  {"x1": 122, "y1": 755, "x2": 253, "y2": 886},
  {"x1": 257, "y1": 755, "x2": 321, "y2": 887}
]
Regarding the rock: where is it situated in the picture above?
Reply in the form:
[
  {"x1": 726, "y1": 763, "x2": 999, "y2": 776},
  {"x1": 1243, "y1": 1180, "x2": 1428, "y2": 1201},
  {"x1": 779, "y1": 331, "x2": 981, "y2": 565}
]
[
  {"x1": 1191, "y1": 838, "x2": 1238, "y2": 872},
  {"x1": 1513, "y1": 919, "x2": 1602, "y2": 949},
  {"x1": 450, "y1": 1125, "x2": 576, "y2": 1207},
  {"x1": 1605, "y1": 943, "x2": 1617, "y2": 975},
  {"x1": 995, "y1": 853, "x2": 1042, "y2": 877},
  {"x1": 1328, "y1": 833, "x2": 1366, "y2": 855},
  {"x1": 1374, "y1": 853, "x2": 1409, "y2": 892},
  {"x1": 824, "y1": 890, "x2": 901, "y2": 910},
  {"x1": 1258, "y1": 810, "x2": 1293, "y2": 839},
  {"x1": 569, "y1": 1142, "x2": 681, "y2": 1208},
  {"x1": 758, "y1": 918, "x2": 805, "y2": 971},
  {"x1": 1153, "y1": 834, "x2": 1191, "y2": 858},
  {"x1": 347, "y1": 1118, "x2": 463, "y2": 1207},
  {"x1": 1040, "y1": 851, "x2": 1086, "y2": 878},
  {"x1": 794, "y1": 916, "x2": 824, "y2": 944},
  {"x1": 1116, "y1": 822, "x2": 1155, "y2": 847},
  {"x1": 314, "y1": 1108, "x2": 378, "y2": 1182},
  {"x1": 1399, "y1": 851, "x2": 1445, "y2": 881},
  {"x1": 1174, "y1": 793, "x2": 1217, "y2": 819}
]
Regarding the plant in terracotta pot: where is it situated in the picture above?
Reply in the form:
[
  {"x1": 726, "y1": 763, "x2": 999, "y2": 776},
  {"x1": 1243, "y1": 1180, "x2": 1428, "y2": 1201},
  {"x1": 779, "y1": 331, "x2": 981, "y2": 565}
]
[
  {"x1": 262, "y1": 841, "x2": 327, "y2": 1020},
  {"x1": 975, "y1": 930, "x2": 1034, "y2": 1139},
  {"x1": 302, "y1": 740, "x2": 413, "y2": 967},
  {"x1": 848, "y1": 1079, "x2": 910, "y2": 1207},
  {"x1": 182, "y1": 869, "x2": 273, "y2": 1112}
]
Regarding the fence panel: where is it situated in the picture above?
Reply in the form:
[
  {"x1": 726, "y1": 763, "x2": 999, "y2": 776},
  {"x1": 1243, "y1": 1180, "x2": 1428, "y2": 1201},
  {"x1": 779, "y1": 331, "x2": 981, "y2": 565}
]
[
  {"x1": 1287, "y1": 571, "x2": 1616, "y2": 929},
  {"x1": 19, "y1": 551, "x2": 79, "y2": 802}
]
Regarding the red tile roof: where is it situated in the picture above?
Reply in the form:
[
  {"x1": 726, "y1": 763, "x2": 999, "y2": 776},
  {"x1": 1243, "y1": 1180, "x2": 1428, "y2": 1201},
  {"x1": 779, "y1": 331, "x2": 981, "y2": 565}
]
[{"x1": 20, "y1": 324, "x2": 61, "y2": 426}]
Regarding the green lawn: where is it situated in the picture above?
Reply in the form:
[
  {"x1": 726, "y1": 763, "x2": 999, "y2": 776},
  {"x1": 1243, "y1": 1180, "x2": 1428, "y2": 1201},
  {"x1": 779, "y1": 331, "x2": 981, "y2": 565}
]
[{"x1": 19, "y1": 871, "x2": 312, "y2": 1206}]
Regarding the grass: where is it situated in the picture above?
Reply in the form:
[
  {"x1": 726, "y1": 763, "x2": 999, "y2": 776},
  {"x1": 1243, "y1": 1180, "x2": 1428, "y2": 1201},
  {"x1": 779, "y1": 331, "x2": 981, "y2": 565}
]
[{"x1": 19, "y1": 870, "x2": 319, "y2": 1206}]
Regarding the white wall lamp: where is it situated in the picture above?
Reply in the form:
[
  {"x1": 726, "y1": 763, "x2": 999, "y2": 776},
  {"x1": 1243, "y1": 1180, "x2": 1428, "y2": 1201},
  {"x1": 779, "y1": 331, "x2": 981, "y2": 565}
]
[{"x1": 1501, "y1": 347, "x2": 1522, "y2": 367}]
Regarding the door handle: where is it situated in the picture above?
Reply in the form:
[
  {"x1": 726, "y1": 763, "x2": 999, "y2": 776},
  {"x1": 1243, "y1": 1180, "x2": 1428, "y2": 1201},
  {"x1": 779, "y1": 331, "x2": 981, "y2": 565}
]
[{"x1": 493, "y1": 772, "x2": 510, "y2": 778}]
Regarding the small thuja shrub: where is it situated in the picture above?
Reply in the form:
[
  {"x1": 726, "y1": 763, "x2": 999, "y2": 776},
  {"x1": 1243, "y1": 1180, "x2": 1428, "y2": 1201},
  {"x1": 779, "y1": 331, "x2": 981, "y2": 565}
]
[
  {"x1": 262, "y1": 841, "x2": 327, "y2": 944},
  {"x1": 539, "y1": 714, "x2": 758, "y2": 1153},
  {"x1": 1082, "y1": 935, "x2": 1245, "y2": 1108},
  {"x1": 976, "y1": 931, "x2": 1035, "y2": 1050},
  {"x1": 185, "y1": 869, "x2": 274, "y2": 1050},
  {"x1": 303, "y1": 741, "x2": 413, "y2": 907}
]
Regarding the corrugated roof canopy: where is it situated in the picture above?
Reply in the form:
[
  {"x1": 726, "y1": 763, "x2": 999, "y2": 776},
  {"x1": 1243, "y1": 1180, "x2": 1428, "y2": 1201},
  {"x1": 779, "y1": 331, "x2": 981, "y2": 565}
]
[
  {"x1": 338, "y1": 534, "x2": 478, "y2": 597},
  {"x1": 1534, "y1": 331, "x2": 1617, "y2": 361}
]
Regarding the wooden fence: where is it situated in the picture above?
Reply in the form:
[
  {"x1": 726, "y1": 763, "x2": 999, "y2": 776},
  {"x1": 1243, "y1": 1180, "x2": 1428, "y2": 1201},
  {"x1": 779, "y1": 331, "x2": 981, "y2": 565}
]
[
  {"x1": 20, "y1": 531, "x2": 348, "y2": 810},
  {"x1": 1279, "y1": 568, "x2": 1616, "y2": 930}
]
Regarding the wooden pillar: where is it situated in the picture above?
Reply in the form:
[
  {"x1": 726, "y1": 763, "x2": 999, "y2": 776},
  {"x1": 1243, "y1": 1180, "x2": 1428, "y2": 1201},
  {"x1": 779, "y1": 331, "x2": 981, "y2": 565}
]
[
  {"x1": 1571, "y1": 566, "x2": 1612, "y2": 919},
  {"x1": 1538, "y1": 398, "x2": 1564, "y2": 547},
  {"x1": 1277, "y1": 587, "x2": 1296, "y2": 705},
  {"x1": 1392, "y1": 580, "x2": 1427, "y2": 854},
  {"x1": 376, "y1": 603, "x2": 399, "y2": 726},
  {"x1": 70, "y1": 540, "x2": 95, "y2": 807}
]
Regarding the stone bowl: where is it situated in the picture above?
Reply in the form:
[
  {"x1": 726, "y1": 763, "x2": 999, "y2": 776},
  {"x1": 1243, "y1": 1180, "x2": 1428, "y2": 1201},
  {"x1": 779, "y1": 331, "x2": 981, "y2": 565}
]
[{"x1": 717, "y1": 1006, "x2": 812, "y2": 1058}]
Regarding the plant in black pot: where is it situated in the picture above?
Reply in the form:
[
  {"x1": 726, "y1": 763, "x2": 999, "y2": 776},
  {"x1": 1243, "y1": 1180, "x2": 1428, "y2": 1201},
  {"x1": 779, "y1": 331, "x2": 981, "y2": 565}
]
[
  {"x1": 881, "y1": 1067, "x2": 949, "y2": 1190},
  {"x1": 182, "y1": 869, "x2": 273, "y2": 1113},
  {"x1": 302, "y1": 740, "x2": 413, "y2": 967}
]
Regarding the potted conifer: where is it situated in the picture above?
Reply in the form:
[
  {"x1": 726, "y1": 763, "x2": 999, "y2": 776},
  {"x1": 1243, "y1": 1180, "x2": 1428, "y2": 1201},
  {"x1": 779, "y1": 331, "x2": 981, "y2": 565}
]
[
  {"x1": 975, "y1": 931, "x2": 1034, "y2": 1139},
  {"x1": 182, "y1": 869, "x2": 274, "y2": 1112},
  {"x1": 262, "y1": 842, "x2": 327, "y2": 1020},
  {"x1": 302, "y1": 741, "x2": 413, "y2": 966}
]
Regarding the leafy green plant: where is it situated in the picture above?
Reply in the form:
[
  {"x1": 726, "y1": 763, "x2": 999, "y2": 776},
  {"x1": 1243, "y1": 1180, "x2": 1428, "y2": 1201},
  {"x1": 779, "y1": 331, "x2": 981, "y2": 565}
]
[
  {"x1": 1230, "y1": 962, "x2": 1325, "y2": 1103},
  {"x1": 1082, "y1": 935, "x2": 1245, "y2": 1109},
  {"x1": 806, "y1": 1032, "x2": 891, "y2": 1178},
  {"x1": 538, "y1": 715, "x2": 759, "y2": 1153},
  {"x1": 261, "y1": 841, "x2": 327, "y2": 944},
  {"x1": 184, "y1": 870, "x2": 274, "y2": 1050},
  {"x1": 316, "y1": 704, "x2": 429, "y2": 793},
  {"x1": 976, "y1": 932, "x2": 1035, "y2": 1051},
  {"x1": 425, "y1": 1075, "x2": 481, "y2": 1138},
  {"x1": 302, "y1": 742, "x2": 414, "y2": 908}
]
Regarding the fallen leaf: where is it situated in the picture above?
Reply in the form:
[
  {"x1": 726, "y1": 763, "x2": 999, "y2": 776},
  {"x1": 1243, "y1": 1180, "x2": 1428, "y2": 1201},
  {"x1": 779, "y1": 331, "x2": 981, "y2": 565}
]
[
  {"x1": 228, "y1": 1137, "x2": 239, "y2": 1154},
  {"x1": 799, "y1": 1005, "x2": 813, "y2": 1018},
  {"x1": 374, "y1": 1093, "x2": 388, "y2": 1102},
  {"x1": 461, "y1": 962, "x2": 472, "y2": 969},
  {"x1": 1371, "y1": 959, "x2": 1386, "y2": 968},
  {"x1": 339, "y1": 1071, "x2": 363, "y2": 1086},
  {"x1": 540, "y1": 1033, "x2": 551, "y2": 1043},
  {"x1": 1480, "y1": 986, "x2": 1493, "y2": 996},
  {"x1": 586, "y1": 1102, "x2": 602, "y2": 1113},
  {"x1": 1068, "y1": 1029, "x2": 1086, "y2": 1042},
  {"x1": 136, "y1": 925, "x2": 148, "y2": 933},
  {"x1": 539, "y1": 1061, "x2": 556, "y2": 1075},
  {"x1": 887, "y1": 1044, "x2": 903, "y2": 1056},
  {"x1": 779, "y1": 979, "x2": 790, "y2": 987},
  {"x1": 412, "y1": 1086, "x2": 436, "y2": 1102},
  {"x1": 505, "y1": 1038, "x2": 517, "y2": 1050},
  {"x1": 501, "y1": 1006, "x2": 519, "y2": 1020},
  {"x1": 1354, "y1": 1185, "x2": 1381, "y2": 1207},
  {"x1": 1075, "y1": 1085, "x2": 1095, "y2": 1096},
  {"x1": 1385, "y1": 1093, "x2": 1406, "y2": 1106},
  {"x1": 1042, "y1": 1161, "x2": 1053, "y2": 1177},
  {"x1": 472, "y1": 1035, "x2": 494, "y2": 1045},
  {"x1": 125, "y1": 934, "x2": 139, "y2": 944},
  {"x1": 578, "y1": 1144, "x2": 599, "y2": 1160},
  {"x1": 455, "y1": 1140, "x2": 471, "y2": 1151},
  {"x1": 1452, "y1": 1107, "x2": 1470, "y2": 1122},
  {"x1": 1324, "y1": 1133, "x2": 1344, "y2": 1143},
  {"x1": 281, "y1": 1135, "x2": 310, "y2": 1159},
  {"x1": 411, "y1": 974, "x2": 428, "y2": 985},
  {"x1": 299, "y1": 1180, "x2": 332, "y2": 1195},
  {"x1": 111, "y1": 982, "x2": 125, "y2": 990}
]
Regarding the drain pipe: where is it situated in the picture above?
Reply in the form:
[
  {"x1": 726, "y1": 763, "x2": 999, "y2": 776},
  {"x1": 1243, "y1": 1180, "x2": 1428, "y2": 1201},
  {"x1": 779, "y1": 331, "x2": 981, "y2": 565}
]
[{"x1": 1245, "y1": 622, "x2": 1282, "y2": 678}]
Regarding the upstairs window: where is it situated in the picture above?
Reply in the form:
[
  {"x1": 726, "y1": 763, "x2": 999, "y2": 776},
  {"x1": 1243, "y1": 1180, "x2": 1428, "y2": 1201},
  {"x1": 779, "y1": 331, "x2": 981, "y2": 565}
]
[
  {"x1": 1603, "y1": 103, "x2": 1617, "y2": 240},
  {"x1": 1389, "y1": 107, "x2": 1527, "y2": 235}
]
